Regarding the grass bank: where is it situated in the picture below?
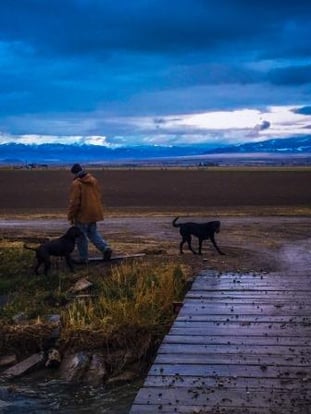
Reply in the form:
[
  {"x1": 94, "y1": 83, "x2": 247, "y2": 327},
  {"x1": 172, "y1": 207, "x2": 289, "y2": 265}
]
[{"x1": 0, "y1": 240, "x2": 188, "y2": 377}]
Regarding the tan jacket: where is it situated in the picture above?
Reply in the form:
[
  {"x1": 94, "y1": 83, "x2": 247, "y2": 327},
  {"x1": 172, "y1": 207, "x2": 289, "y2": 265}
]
[{"x1": 68, "y1": 173, "x2": 104, "y2": 223}]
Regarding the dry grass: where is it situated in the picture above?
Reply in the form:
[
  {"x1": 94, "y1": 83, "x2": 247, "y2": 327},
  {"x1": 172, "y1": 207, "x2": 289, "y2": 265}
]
[
  {"x1": 0, "y1": 239, "x2": 187, "y2": 359},
  {"x1": 63, "y1": 260, "x2": 185, "y2": 332}
]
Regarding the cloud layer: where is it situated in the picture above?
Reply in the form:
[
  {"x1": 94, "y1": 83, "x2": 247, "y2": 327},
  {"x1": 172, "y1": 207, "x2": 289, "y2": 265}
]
[{"x1": 0, "y1": 0, "x2": 311, "y2": 147}]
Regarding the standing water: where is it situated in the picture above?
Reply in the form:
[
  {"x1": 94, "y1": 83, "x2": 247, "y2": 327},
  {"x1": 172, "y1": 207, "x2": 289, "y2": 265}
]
[
  {"x1": 0, "y1": 377, "x2": 141, "y2": 413},
  {"x1": 0, "y1": 294, "x2": 141, "y2": 413}
]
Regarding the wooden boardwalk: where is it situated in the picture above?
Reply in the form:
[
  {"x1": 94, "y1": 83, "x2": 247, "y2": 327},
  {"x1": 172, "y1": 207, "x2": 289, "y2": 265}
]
[{"x1": 130, "y1": 270, "x2": 311, "y2": 414}]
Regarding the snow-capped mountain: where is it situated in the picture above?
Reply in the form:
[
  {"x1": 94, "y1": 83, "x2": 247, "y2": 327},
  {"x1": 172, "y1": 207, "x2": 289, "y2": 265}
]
[
  {"x1": 0, "y1": 136, "x2": 310, "y2": 165},
  {"x1": 207, "y1": 136, "x2": 311, "y2": 154}
]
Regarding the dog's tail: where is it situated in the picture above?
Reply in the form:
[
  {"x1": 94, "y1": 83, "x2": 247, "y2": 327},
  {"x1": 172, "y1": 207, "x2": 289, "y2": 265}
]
[
  {"x1": 23, "y1": 243, "x2": 37, "y2": 252},
  {"x1": 172, "y1": 217, "x2": 181, "y2": 227}
]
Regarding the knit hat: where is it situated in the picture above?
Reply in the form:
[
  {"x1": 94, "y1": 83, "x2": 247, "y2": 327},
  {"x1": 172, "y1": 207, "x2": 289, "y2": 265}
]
[{"x1": 70, "y1": 163, "x2": 83, "y2": 174}]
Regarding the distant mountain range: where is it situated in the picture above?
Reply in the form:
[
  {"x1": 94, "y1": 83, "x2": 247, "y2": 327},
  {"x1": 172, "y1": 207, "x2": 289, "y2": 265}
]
[
  {"x1": 0, "y1": 142, "x2": 213, "y2": 164},
  {"x1": 0, "y1": 136, "x2": 310, "y2": 165},
  {"x1": 207, "y1": 136, "x2": 311, "y2": 154}
]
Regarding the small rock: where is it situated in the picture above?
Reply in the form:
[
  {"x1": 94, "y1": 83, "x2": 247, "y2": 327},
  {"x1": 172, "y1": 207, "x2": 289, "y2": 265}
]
[
  {"x1": 85, "y1": 354, "x2": 108, "y2": 387},
  {"x1": 106, "y1": 370, "x2": 138, "y2": 387},
  {"x1": 69, "y1": 278, "x2": 93, "y2": 294},
  {"x1": 0, "y1": 400, "x2": 12, "y2": 409},
  {"x1": 12, "y1": 312, "x2": 28, "y2": 324},
  {"x1": 45, "y1": 314, "x2": 61, "y2": 324},
  {"x1": 59, "y1": 352, "x2": 91, "y2": 382},
  {"x1": 45, "y1": 349, "x2": 62, "y2": 368}
]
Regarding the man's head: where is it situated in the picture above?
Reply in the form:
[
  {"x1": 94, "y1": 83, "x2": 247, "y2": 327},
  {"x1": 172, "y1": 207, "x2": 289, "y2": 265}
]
[{"x1": 70, "y1": 163, "x2": 83, "y2": 175}]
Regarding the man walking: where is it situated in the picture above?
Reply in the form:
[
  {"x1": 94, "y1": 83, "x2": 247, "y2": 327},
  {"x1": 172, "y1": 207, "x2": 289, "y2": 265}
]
[{"x1": 68, "y1": 163, "x2": 112, "y2": 263}]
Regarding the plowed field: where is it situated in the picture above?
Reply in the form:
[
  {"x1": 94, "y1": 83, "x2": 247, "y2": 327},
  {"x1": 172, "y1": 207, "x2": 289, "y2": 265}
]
[{"x1": 0, "y1": 168, "x2": 310, "y2": 215}]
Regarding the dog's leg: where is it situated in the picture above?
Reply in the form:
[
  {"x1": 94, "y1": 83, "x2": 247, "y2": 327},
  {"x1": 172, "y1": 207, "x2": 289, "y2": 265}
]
[
  {"x1": 210, "y1": 234, "x2": 225, "y2": 255},
  {"x1": 34, "y1": 252, "x2": 42, "y2": 274},
  {"x1": 198, "y1": 238, "x2": 203, "y2": 255},
  {"x1": 180, "y1": 235, "x2": 193, "y2": 254},
  {"x1": 184, "y1": 235, "x2": 197, "y2": 255},
  {"x1": 34, "y1": 261, "x2": 41, "y2": 275},
  {"x1": 65, "y1": 255, "x2": 75, "y2": 272},
  {"x1": 43, "y1": 259, "x2": 51, "y2": 276},
  {"x1": 179, "y1": 239, "x2": 185, "y2": 254}
]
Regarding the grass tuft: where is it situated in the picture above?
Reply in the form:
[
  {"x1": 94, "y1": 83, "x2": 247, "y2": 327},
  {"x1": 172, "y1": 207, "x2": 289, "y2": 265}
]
[{"x1": 62, "y1": 260, "x2": 186, "y2": 345}]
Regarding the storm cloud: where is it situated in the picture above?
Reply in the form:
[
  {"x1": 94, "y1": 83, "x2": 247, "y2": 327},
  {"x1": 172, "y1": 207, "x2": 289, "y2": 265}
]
[{"x1": 0, "y1": 0, "x2": 311, "y2": 146}]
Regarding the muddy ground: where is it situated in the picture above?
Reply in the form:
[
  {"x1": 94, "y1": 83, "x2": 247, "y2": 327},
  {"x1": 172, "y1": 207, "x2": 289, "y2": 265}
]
[{"x1": 1, "y1": 215, "x2": 310, "y2": 277}]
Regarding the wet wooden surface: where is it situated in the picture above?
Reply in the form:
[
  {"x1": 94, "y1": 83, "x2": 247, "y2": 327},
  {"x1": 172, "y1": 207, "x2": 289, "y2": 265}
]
[{"x1": 130, "y1": 271, "x2": 311, "y2": 413}]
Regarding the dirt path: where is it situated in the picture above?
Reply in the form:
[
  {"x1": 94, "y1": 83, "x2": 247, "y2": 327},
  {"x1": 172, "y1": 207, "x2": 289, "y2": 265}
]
[
  {"x1": 1, "y1": 215, "x2": 310, "y2": 275},
  {"x1": 278, "y1": 238, "x2": 311, "y2": 272}
]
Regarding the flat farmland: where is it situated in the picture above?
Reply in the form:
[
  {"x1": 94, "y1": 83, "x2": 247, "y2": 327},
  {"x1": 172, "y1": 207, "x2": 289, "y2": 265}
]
[{"x1": 0, "y1": 167, "x2": 310, "y2": 216}]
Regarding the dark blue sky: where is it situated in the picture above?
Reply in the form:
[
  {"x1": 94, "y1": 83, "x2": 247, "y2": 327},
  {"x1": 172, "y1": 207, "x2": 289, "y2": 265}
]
[{"x1": 0, "y1": 0, "x2": 311, "y2": 147}]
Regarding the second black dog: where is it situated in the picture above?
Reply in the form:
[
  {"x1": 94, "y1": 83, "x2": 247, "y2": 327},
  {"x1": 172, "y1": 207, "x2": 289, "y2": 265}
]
[
  {"x1": 172, "y1": 216, "x2": 225, "y2": 255},
  {"x1": 24, "y1": 226, "x2": 82, "y2": 275}
]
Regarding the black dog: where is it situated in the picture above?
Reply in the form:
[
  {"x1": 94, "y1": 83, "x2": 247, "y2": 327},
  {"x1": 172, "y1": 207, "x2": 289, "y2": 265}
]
[
  {"x1": 24, "y1": 226, "x2": 82, "y2": 275},
  {"x1": 172, "y1": 217, "x2": 225, "y2": 255}
]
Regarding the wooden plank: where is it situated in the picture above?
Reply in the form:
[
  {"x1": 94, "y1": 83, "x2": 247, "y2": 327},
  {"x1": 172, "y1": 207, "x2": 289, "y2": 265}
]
[
  {"x1": 182, "y1": 299, "x2": 311, "y2": 306},
  {"x1": 130, "y1": 404, "x2": 307, "y2": 414},
  {"x1": 169, "y1": 327, "x2": 311, "y2": 337},
  {"x1": 88, "y1": 253, "x2": 145, "y2": 261},
  {"x1": 153, "y1": 353, "x2": 311, "y2": 367},
  {"x1": 186, "y1": 292, "x2": 311, "y2": 300},
  {"x1": 144, "y1": 375, "x2": 311, "y2": 390},
  {"x1": 172, "y1": 321, "x2": 311, "y2": 335},
  {"x1": 158, "y1": 343, "x2": 311, "y2": 356},
  {"x1": 192, "y1": 275, "x2": 311, "y2": 282},
  {"x1": 191, "y1": 282, "x2": 311, "y2": 290},
  {"x1": 149, "y1": 363, "x2": 310, "y2": 378},
  {"x1": 181, "y1": 297, "x2": 311, "y2": 304},
  {"x1": 176, "y1": 315, "x2": 311, "y2": 323},
  {"x1": 178, "y1": 304, "x2": 311, "y2": 316},
  {"x1": 190, "y1": 283, "x2": 311, "y2": 289},
  {"x1": 192, "y1": 275, "x2": 311, "y2": 285},
  {"x1": 173, "y1": 320, "x2": 311, "y2": 328},
  {"x1": 187, "y1": 288, "x2": 311, "y2": 294},
  {"x1": 191, "y1": 280, "x2": 311, "y2": 286},
  {"x1": 163, "y1": 335, "x2": 311, "y2": 346},
  {"x1": 193, "y1": 274, "x2": 311, "y2": 280},
  {"x1": 193, "y1": 272, "x2": 311, "y2": 278},
  {"x1": 130, "y1": 404, "x2": 304, "y2": 413},
  {"x1": 180, "y1": 300, "x2": 311, "y2": 308},
  {"x1": 131, "y1": 387, "x2": 311, "y2": 409}
]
